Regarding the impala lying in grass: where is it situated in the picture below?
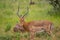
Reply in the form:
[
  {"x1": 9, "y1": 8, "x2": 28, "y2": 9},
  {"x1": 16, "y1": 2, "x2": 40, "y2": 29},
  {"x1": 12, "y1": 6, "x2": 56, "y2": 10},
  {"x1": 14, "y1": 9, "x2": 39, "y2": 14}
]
[{"x1": 13, "y1": 5, "x2": 54, "y2": 40}]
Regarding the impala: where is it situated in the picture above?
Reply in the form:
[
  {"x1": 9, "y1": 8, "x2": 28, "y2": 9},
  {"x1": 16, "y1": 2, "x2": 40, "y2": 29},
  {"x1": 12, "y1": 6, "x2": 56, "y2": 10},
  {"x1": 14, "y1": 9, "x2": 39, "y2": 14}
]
[{"x1": 13, "y1": 6, "x2": 54, "y2": 40}]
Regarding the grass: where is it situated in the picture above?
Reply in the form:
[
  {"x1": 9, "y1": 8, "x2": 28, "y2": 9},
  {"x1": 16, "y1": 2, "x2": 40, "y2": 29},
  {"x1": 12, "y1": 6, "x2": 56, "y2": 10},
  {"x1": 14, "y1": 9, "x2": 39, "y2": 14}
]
[{"x1": 0, "y1": 0, "x2": 60, "y2": 40}]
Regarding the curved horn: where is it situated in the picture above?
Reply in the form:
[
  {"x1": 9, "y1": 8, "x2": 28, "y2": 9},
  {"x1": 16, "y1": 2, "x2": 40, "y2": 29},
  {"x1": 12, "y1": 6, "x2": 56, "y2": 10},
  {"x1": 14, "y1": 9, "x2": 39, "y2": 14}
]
[
  {"x1": 22, "y1": 6, "x2": 29, "y2": 18},
  {"x1": 17, "y1": 2, "x2": 22, "y2": 18}
]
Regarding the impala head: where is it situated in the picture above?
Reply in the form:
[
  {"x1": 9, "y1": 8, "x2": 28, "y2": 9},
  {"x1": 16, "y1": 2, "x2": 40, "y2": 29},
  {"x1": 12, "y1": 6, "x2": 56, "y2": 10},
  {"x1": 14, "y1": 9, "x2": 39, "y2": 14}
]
[
  {"x1": 17, "y1": 6, "x2": 29, "y2": 23},
  {"x1": 13, "y1": 5, "x2": 29, "y2": 32}
]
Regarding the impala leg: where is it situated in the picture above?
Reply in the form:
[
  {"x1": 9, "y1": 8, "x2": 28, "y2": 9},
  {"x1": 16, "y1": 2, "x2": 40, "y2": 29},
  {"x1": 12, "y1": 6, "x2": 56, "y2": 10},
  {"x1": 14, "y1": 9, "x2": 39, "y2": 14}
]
[
  {"x1": 29, "y1": 31, "x2": 35, "y2": 40},
  {"x1": 45, "y1": 25, "x2": 54, "y2": 36},
  {"x1": 28, "y1": 26, "x2": 36, "y2": 40},
  {"x1": 47, "y1": 31, "x2": 53, "y2": 36},
  {"x1": 49, "y1": 31, "x2": 56, "y2": 40},
  {"x1": 46, "y1": 30, "x2": 56, "y2": 40},
  {"x1": 29, "y1": 29, "x2": 35, "y2": 40}
]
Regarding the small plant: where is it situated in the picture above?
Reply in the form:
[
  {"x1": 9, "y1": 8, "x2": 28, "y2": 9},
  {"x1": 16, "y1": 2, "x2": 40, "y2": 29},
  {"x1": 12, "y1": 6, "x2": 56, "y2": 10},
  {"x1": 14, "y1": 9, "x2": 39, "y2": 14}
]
[
  {"x1": 13, "y1": 32, "x2": 21, "y2": 40},
  {"x1": 5, "y1": 23, "x2": 11, "y2": 32},
  {"x1": 0, "y1": 35, "x2": 12, "y2": 40}
]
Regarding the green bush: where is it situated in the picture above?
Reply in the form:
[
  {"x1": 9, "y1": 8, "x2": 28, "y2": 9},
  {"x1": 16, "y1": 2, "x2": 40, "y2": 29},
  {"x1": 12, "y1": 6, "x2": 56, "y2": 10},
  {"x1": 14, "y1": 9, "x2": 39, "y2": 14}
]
[{"x1": 5, "y1": 23, "x2": 11, "y2": 32}]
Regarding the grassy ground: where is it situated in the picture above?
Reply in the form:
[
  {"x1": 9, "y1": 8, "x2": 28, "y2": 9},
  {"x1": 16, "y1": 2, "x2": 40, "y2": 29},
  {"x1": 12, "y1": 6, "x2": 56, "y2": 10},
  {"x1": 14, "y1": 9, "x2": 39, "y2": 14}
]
[{"x1": 0, "y1": 0, "x2": 60, "y2": 40}]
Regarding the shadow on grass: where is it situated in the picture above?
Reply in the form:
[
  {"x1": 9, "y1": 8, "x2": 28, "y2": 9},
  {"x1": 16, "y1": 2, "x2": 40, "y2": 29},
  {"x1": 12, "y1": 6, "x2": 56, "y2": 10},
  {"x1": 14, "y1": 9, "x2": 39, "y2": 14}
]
[{"x1": 47, "y1": 9, "x2": 60, "y2": 17}]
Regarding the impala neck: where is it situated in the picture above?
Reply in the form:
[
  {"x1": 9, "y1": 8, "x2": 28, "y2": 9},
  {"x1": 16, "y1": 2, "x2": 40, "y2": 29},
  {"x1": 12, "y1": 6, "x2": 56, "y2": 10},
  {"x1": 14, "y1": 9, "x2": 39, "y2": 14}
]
[{"x1": 20, "y1": 18, "x2": 29, "y2": 31}]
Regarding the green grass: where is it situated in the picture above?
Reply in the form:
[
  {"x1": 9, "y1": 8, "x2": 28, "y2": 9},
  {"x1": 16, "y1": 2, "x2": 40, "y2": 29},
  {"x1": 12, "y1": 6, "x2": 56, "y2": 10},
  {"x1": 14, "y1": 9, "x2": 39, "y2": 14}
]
[{"x1": 0, "y1": 0, "x2": 60, "y2": 40}]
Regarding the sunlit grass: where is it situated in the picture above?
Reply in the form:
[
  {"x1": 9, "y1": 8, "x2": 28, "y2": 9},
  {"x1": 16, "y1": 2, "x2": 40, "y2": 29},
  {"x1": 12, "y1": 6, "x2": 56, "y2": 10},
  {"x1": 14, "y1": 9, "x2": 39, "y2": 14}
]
[{"x1": 0, "y1": 0, "x2": 60, "y2": 40}]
